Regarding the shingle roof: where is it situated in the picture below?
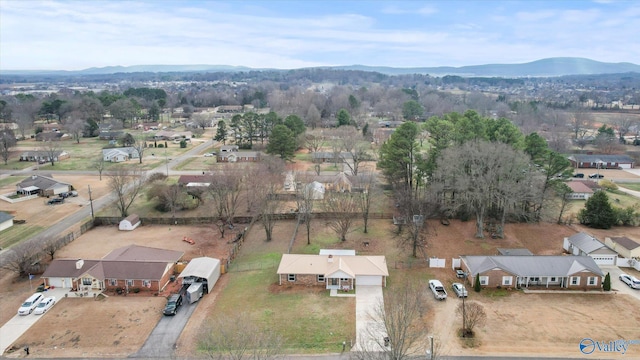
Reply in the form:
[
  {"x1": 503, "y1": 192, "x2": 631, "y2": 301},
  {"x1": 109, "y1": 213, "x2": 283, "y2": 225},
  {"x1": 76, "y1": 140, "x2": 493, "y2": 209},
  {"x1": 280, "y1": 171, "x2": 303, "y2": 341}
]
[
  {"x1": 18, "y1": 175, "x2": 71, "y2": 190},
  {"x1": 609, "y1": 237, "x2": 640, "y2": 251},
  {"x1": 101, "y1": 244, "x2": 183, "y2": 262},
  {"x1": 277, "y1": 254, "x2": 388, "y2": 278},
  {"x1": 461, "y1": 255, "x2": 604, "y2": 277},
  {"x1": 566, "y1": 232, "x2": 614, "y2": 255},
  {"x1": 566, "y1": 181, "x2": 594, "y2": 194},
  {"x1": 568, "y1": 154, "x2": 634, "y2": 164}
]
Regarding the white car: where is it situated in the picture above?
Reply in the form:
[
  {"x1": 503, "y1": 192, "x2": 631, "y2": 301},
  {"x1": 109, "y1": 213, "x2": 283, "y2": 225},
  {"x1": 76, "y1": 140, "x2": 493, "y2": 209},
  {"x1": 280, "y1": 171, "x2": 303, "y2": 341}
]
[
  {"x1": 203, "y1": 152, "x2": 215, "y2": 157},
  {"x1": 17, "y1": 293, "x2": 44, "y2": 315},
  {"x1": 619, "y1": 274, "x2": 640, "y2": 289},
  {"x1": 452, "y1": 282, "x2": 468, "y2": 298},
  {"x1": 33, "y1": 296, "x2": 56, "y2": 315}
]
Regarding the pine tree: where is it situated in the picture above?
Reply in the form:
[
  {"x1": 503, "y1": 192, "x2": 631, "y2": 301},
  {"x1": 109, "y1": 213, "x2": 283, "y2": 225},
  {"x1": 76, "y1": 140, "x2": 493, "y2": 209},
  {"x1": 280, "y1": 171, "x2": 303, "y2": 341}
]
[
  {"x1": 577, "y1": 191, "x2": 617, "y2": 229},
  {"x1": 474, "y1": 275, "x2": 481, "y2": 292}
]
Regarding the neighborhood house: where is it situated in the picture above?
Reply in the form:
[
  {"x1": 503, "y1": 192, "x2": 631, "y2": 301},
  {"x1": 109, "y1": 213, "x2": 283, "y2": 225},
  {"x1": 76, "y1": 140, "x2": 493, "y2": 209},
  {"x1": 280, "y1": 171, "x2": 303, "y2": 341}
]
[
  {"x1": 102, "y1": 147, "x2": 140, "y2": 162},
  {"x1": 217, "y1": 151, "x2": 260, "y2": 163},
  {"x1": 19, "y1": 150, "x2": 70, "y2": 163},
  {"x1": 17, "y1": 175, "x2": 72, "y2": 197},
  {"x1": 563, "y1": 232, "x2": 618, "y2": 266},
  {"x1": 605, "y1": 236, "x2": 640, "y2": 260},
  {"x1": 567, "y1": 154, "x2": 635, "y2": 169},
  {"x1": 276, "y1": 250, "x2": 389, "y2": 291},
  {"x1": 460, "y1": 255, "x2": 604, "y2": 289},
  {"x1": 40, "y1": 245, "x2": 184, "y2": 293},
  {"x1": 565, "y1": 181, "x2": 595, "y2": 200}
]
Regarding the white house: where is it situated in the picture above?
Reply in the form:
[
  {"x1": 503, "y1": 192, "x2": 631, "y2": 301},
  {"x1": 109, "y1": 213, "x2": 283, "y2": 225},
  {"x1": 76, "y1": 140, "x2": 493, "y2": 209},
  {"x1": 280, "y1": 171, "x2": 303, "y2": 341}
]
[
  {"x1": 605, "y1": 237, "x2": 640, "y2": 260},
  {"x1": 563, "y1": 232, "x2": 618, "y2": 266},
  {"x1": 0, "y1": 211, "x2": 14, "y2": 232},
  {"x1": 102, "y1": 147, "x2": 140, "y2": 163},
  {"x1": 119, "y1": 214, "x2": 141, "y2": 231},
  {"x1": 565, "y1": 181, "x2": 594, "y2": 200}
]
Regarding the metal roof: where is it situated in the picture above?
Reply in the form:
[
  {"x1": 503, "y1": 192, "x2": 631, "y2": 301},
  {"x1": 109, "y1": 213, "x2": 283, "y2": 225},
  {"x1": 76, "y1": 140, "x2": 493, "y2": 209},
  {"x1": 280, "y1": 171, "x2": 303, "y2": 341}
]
[
  {"x1": 277, "y1": 254, "x2": 388, "y2": 277},
  {"x1": 178, "y1": 257, "x2": 220, "y2": 280},
  {"x1": 566, "y1": 232, "x2": 612, "y2": 255}
]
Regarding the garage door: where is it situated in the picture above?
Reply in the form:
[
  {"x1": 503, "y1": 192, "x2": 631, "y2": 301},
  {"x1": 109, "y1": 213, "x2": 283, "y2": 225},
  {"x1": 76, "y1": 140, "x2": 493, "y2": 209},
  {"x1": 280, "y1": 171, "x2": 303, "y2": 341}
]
[
  {"x1": 591, "y1": 256, "x2": 616, "y2": 266},
  {"x1": 47, "y1": 277, "x2": 71, "y2": 288},
  {"x1": 619, "y1": 163, "x2": 631, "y2": 169},
  {"x1": 356, "y1": 275, "x2": 381, "y2": 286}
]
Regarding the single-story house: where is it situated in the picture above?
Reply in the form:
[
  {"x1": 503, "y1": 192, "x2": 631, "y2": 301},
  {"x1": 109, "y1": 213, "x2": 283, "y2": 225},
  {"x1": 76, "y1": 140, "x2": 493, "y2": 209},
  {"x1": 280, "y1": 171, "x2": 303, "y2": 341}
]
[
  {"x1": 178, "y1": 257, "x2": 221, "y2": 294},
  {"x1": 35, "y1": 132, "x2": 66, "y2": 142},
  {"x1": 0, "y1": 211, "x2": 14, "y2": 232},
  {"x1": 220, "y1": 145, "x2": 239, "y2": 152},
  {"x1": 217, "y1": 151, "x2": 260, "y2": 163},
  {"x1": 17, "y1": 175, "x2": 72, "y2": 197},
  {"x1": 460, "y1": 255, "x2": 604, "y2": 289},
  {"x1": 98, "y1": 131, "x2": 124, "y2": 140},
  {"x1": 568, "y1": 154, "x2": 635, "y2": 169},
  {"x1": 217, "y1": 105, "x2": 243, "y2": 113},
  {"x1": 102, "y1": 147, "x2": 140, "y2": 162},
  {"x1": 41, "y1": 245, "x2": 184, "y2": 293},
  {"x1": 304, "y1": 181, "x2": 326, "y2": 200},
  {"x1": 565, "y1": 181, "x2": 595, "y2": 200},
  {"x1": 153, "y1": 130, "x2": 192, "y2": 141},
  {"x1": 497, "y1": 248, "x2": 533, "y2": 256},
  {"x1": 119, "y1": 214, "x2": 141, "y2": 231},
  {"x1": 605, "y1": 237, "x2": 640, "y2": 259},
  {"x1": 277, "y1": 251, "x2": 388, "y2": 290},
  {"x1": 19, "y1": 150, "x2": 70, "y2": 163},
  {"x1": 311, "y1": 172, "x2": 354, "y2": 193},
  {"x1": 177, "y1": 174, "x2": 212, "y2": 187},
  {"x1": 563, "y1": 232, "x2": 618, "y2": 265}
]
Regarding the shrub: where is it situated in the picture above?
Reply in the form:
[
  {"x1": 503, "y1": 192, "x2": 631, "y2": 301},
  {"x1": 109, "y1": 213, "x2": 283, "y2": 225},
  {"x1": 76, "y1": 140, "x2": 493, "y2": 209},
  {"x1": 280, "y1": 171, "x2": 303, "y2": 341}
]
[
  {"x1": 600, "y1": 179, "x2": 618, "y2": 191},
  {"x1": 603, "y1": 273, "x2": 611, "y2": 291},
  {"x1": 474, "y1": 275, "x2": 481, "y2": 292},
  {"x1": 133, "y1": 287, "x2": 140, "y2": 293},
  {"x1": 157, "y1": 143, "x2": 164, "y2": 148}
]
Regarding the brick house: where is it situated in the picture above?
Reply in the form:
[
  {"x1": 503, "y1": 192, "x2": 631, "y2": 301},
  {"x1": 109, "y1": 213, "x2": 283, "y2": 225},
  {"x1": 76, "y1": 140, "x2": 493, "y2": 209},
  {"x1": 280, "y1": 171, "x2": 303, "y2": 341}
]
[
  {"x1": 460, "y1": 255, "x2": 604, "y2": 290},
  {"x1": 217, "y1": 151, "x2": 260, "y2": 163},
  {"x1": 40, "y1": 245, "x2": 184, "y2": 293}
]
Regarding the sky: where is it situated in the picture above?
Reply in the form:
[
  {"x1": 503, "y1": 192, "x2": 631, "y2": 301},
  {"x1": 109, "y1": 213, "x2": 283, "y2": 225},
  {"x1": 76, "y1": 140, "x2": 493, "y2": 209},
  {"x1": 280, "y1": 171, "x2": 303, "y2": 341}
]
[{"x1": 1, "y1": 0, "x2": 639, "y2": 71}]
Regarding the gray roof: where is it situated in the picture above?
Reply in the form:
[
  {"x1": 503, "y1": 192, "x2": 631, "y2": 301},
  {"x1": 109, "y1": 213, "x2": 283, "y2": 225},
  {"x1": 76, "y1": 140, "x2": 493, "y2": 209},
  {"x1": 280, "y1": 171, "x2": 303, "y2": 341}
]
[
  {"x1": 566, "y1": 232, "x2": 614, "y2": 255},
  {"x1": 102, "y1": 147, "x2": 140, "y2": 158},
  {"x1": 178, "y1": 257, "x2": 220, "y2": 280},
  {"x1": 568, "y1": 154, "x2": 634, "y2": 164},
  {"x1": 497, "y1": 248, "x2": 533, "y2": 256},
  {"x1": 461, "y1": 255, "x2": 604, "y2": 277},
  {"x1": 0, "y1": 211, "x2": 15, "y2": 223},
  {"x1": 609, "y1": 237, "x2": 640, "y2": 251},
  {"x1": 18, "y1": 175, "x2": 71, "y2": 190}
]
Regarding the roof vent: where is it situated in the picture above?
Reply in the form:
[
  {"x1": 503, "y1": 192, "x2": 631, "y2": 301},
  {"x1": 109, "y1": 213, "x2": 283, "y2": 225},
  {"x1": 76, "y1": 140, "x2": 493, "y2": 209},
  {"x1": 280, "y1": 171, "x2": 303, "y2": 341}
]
[{"x1": 328, "y1": 255, "x2": 333, "y2": 263}]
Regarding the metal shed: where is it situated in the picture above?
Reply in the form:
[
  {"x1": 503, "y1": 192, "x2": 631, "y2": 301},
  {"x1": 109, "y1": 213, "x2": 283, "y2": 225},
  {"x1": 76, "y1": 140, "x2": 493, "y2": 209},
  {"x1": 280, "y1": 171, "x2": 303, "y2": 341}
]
[{"x1": 178, "y1": 257, "x2": 220, "y2": 294}]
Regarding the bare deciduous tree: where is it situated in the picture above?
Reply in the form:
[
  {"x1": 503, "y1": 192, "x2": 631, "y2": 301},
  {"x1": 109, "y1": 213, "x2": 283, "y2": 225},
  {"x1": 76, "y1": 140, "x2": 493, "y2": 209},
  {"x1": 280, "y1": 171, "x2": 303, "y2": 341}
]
[
  {"x1": 208, "y1": 166, "x2": 244, "y2": 238},
  {"x1": 108, "y1": 166, "x2": 147, "y2": 217},
  {"x1": 64, "y1": 118, "x2": 85, "y2": 144},
  {"x1": 457, "y1": 301, "x2": 486, "y2": 337},
  {"x1": 323, "y1": 191, "x2": 358, "y2": 241},
  {"x1": 0, "y1": 241, "x2": 40, "y2": 276},
  {"x1": 42, "y1": 140, "x2": 62, "y2": 166},
  {"x1": 568, "y1": 108, "x2": 593, "y2": 140},
  {"x1": 305, "y1": 133, "x2": 324, "y2": 153},
  {"x1": 132, "y1": 134, "x2": 147, "y2": 164},
  {"x1": 92, "y1": 156, "x2": 106, "y2": 180},
  {"x1": 1, "y1": 129, "x2": 17, "y2": 165},
  {"x1": 351, "y1": 281, "x2": 429, "y2": 360},
  {"x1": 354, "y1": 172, "x2": 378, "y2": 234},
  {"x1": 199, "y1": 313, "x2": 284, "y2": 360}
]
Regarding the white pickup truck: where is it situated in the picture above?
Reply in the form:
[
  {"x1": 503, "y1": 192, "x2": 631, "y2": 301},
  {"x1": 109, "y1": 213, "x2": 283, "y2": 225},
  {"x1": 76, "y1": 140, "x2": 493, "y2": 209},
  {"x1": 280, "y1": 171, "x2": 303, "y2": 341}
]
[{"x1": 429, "y1": 279, "x2": 447, "y2": 300}]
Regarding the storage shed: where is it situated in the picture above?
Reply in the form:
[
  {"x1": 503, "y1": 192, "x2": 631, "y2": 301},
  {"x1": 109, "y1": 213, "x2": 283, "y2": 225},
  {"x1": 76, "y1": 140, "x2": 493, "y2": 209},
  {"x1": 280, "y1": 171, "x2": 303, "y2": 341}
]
[
  {"x1": 178, "y1": 257, "x2": 221, "y2": 294},
  {"x1": 119, "y1": 214, "x2": 141, "y2": 231}
]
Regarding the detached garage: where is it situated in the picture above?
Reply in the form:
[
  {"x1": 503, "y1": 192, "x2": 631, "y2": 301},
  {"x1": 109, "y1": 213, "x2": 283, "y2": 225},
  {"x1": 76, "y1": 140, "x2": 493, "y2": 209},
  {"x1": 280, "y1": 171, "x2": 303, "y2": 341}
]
[
  {"x1": 564, "y1": 232, "x2": 618, "y2": 266},
  {"x1": 178, "y1": 257, "x2": 221, "y2": 294}
]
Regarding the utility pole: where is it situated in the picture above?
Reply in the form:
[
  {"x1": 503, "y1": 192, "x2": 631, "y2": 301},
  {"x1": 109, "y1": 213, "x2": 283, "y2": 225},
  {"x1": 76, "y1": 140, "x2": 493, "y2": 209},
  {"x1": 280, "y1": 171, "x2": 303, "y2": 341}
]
[
  {"x1": 462, "y1": 272, "x2": 468, "y2": 337},
  {"x1": 88, "y1": 185, "x2": 95, "y2": 220}
]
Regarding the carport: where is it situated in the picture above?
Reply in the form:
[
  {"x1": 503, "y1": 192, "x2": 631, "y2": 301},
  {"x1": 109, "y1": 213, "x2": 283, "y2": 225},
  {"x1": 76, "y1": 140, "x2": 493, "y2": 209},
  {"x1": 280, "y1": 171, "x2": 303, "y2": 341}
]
[{"x1": 178, "y1": 257, "x2": 220, "y2": 294}]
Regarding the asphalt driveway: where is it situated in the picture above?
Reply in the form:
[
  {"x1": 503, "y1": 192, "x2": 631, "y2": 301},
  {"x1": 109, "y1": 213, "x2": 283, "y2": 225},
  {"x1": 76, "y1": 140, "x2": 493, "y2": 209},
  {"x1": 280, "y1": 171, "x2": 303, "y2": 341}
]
[{"x1": 131, "y1": 295, "x2": 199, "y2": 358}]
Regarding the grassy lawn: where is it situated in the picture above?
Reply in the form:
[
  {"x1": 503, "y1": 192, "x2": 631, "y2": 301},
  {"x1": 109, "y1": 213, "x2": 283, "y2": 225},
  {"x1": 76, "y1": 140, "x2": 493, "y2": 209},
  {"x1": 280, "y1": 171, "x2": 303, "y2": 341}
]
[
  {"x1": 0, "y1": 225, "x2": 46, "y2": 249},
  {"x1": 619, "y1": 183, "x2": 640, "y2": 192}
]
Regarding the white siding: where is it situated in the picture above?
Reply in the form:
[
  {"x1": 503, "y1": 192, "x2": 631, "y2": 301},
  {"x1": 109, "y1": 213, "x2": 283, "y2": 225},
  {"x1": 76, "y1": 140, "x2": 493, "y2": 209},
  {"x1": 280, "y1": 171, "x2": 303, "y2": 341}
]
[
  {"x1": 590, "y1": 255, "x2": 616, "y2": 266},
  {"x1": 356, "y1": 275, "x2": 381, "y2": 286}
]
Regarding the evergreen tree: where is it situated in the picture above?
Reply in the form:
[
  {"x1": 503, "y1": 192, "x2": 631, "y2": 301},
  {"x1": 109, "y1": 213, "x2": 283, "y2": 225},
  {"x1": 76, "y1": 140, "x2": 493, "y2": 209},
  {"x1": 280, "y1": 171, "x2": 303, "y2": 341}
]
[
  {"x1": 474, "y1": 275, "x2": 481, "y2": 292},
  {"x1": 577, "y1": 191, "x2": 617, "y2": 229},
  {"x1": 336, "y1": 109, "x2": 352, "y2": 127},
  {"x1": 603, "y1": 273, "x2": 611, "y2": 291},
  {"x1": 266, "y1": 124, "x2": 296, "y2": 161},
  {"x1": 214, "y1": 120, "x2": 227, "y2": 144}
]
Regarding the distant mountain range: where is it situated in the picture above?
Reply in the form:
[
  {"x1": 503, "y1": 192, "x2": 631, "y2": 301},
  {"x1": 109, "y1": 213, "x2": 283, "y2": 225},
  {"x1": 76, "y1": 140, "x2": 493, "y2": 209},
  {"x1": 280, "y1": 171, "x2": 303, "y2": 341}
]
[{"x1": 2, "y1": 57, "x2": 639, "y2": 77}]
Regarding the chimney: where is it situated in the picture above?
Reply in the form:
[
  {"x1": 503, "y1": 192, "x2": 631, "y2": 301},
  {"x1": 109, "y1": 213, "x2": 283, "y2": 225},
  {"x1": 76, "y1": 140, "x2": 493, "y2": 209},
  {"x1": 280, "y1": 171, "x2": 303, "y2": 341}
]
[
  {"x1": 328, "y1": 255, "x2": 333, "y2": 263},
  {"x1": 76, "y1": 259, "x2": 84, "y2": 270}
]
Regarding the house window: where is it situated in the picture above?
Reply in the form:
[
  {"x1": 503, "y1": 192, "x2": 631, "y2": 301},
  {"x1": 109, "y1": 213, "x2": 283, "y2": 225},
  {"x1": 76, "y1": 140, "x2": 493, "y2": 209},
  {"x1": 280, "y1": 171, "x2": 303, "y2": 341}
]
[
  {"x1": 502, "y1": 276, "x2": 513, "y2": 286},
  {"x1": 479, "y1": 276, "x2": 489, "y2": 286},
  {"x1": 109, "y1": 279, "x2": 118, "y2": 286},
  {"x1": 287, "y1": 274, "x2": 296, "y2": 282},
  {"x1": 82, "y1": 278, "x2": 92, "y2": 286},
  {"x1": 143, "y1": 280, "x2": 151, "y2": 288},
  {"x1": 550, "y1": 277, "x2": 557, "y2": 282},
  {"x1": 126, "y1": 279, "x2": 134, "y2": 287},
  {"x1": 317, "y1": 275, "x2": 325, "y2": 282},
  {"x1": 570, "y1": 276, "x2": 580, "y2": 286},
  {"x1": 588, "y1": 277, "x2": 597, "y2": 286}
]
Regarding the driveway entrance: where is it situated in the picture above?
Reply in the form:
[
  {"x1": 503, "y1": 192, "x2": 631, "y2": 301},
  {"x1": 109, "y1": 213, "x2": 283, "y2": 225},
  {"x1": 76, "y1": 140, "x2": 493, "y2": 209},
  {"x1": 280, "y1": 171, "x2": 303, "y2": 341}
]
[{"x1": 353, "y1": 285, "x2": 385, "y2": 352}]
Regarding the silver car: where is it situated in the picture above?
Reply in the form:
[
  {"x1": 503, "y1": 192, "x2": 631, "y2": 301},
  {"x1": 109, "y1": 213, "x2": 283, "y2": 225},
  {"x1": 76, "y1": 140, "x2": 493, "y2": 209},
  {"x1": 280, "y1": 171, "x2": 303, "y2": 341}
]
[
  {"x1": 452, "y1": 282, "x2": 468, "y2": 298},
  {"x1": 619, "y1": 274, "x2": 640, "y2": 289}
]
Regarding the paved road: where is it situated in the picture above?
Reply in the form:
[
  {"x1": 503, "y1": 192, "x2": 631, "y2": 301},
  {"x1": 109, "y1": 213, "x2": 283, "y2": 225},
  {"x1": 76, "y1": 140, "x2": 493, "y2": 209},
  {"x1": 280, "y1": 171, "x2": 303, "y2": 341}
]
[{"x1": 131, "y1": 296, "x2": 199, "y2": 358}]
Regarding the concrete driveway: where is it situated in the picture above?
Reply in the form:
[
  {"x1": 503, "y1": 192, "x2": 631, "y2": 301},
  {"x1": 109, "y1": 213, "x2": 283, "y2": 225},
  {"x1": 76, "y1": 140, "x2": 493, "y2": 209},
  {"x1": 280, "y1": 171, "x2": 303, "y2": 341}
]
[
  {"x1": 600, "y1": 266, "x2": 640, "y2": 302},
  {"x1": 353, "y1": 285, "x2": 385, "y2": 352},
  {"x1": 0, "y1": 287, "x2": 68, "y2": 354},
  {"x1": 131, "y1": 296, "x2": 199, "y2": 358}
]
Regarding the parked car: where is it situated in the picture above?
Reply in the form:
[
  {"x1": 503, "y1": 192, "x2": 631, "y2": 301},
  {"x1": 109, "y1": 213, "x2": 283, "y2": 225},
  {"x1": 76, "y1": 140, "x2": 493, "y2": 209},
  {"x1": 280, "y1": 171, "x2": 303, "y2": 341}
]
[
  {"x1": 163, "y1": 294, "x2": 183, "y2": 316},
  {"x1": 18, "y1": 293, "x2": 44, "y2": 315},
  {"x1": 203, "y1": 152, "x2": 215, "y2": 157},
  {"x1": 573, "y1": 173, "x2": 585, "y2": 178},
  {"x1": 68, "y1": 190, "x2": 78, "y2": 197},
  {"x1": 33, "y1": 296, "x2": 56, "y2": 315},
  {"x1": 455, "y1": 269, "x2": 466, "y2": 278},
  {"x1": 428, "y1": 279, "x2": 447, "y2": 300},
  {"x1": 619, "y1": 274, "x2": 640, "y2": 289},
  {"x1": 452, "y1": 283, "x2": 468, "y2": 298},
  {"x1": 47, "y1": 197, "x2": 64, "y2": 205},
  {"x1": 588, "y1": 174, "x2": 604, "y2": 179}
]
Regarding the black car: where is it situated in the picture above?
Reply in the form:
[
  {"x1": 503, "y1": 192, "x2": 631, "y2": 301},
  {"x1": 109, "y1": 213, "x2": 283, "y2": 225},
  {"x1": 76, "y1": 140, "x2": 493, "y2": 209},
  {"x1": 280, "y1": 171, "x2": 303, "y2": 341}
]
[
  {"x1": 163, "y1": 294, "x2": 182, "y2": 316},
  {"x1": 588, "y1": 174, "x2": 604, "y2": 179},
  {"x1": 47, "y1": 198, "x2": 64, "y2": 205},
  {"x1": 573, "y1": 173, "x2": 585, "y2": 178}
]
